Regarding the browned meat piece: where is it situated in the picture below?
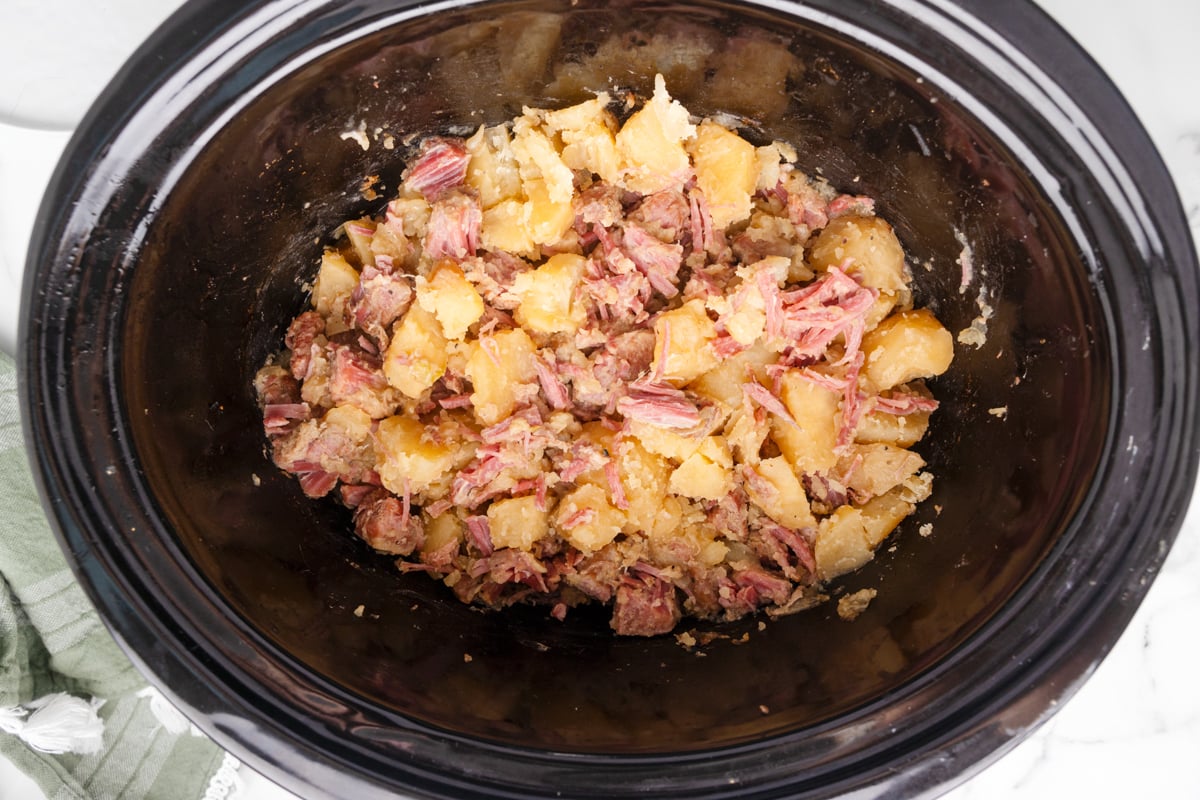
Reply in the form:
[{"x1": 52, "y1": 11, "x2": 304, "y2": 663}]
[
  {"x1": 749, "y1": 524, "x2": 816, "y2": 581},
  {"x1": 285, "y1": 311, "x2": 325, "y2": 380},
  {"x1": 629, "y1": 189, "x2": 689, "y2": 243},
  {"x1": 327, "y1": 345, "x2": 393, "y2": 419},
  {"x1": 574, "y1": 182, "x2": 624, "y2": 230},
  {"x1": 349, "y1": 265, "x2": 413, "y2": 345},
  {"x1": 611, "y1": 572, "x2": 681, "y2": 636},
  {"x1": 254, "y1": 365, "x2": 300, "y2": 406},
  {"x1": 354, "y1": 491, "x2": 425, "y2": 556}
]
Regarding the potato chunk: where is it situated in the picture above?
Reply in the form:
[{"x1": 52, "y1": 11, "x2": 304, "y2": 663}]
[
  {"x1": 668, "y1": 437, "x2": 733, "y2": 501},
  {"x1": 616, "y1": 75, "x2": 696, "y2": 194},
  {"x1": 488, "y1": 495, "x2": 551, "y2": 550},
  {"x1": 840, "y1": 443, "x2": 925, "y2": 499},
  {"x1": 861, "y1": 309, "x2": 954, "y2": 391},
  {"x1": 653, "y1": 299, "x2": 718, "y2": 384},
  {"x1": 854, "y1": 407, "x2": 931, "y2": 448},
  {"x1": 523, "y1": 177, "x2": 575, "y2": 248},
  {"x1": 480, "y1": 199, "x2": 538, "y2": 256},
  {"x1": 555, "y1": 483, "x2": 625, "y2": 553},
  {"x1": 772, "y1": 370, "x2": 840, "y2": 475},
  {"x1": 690, "y1": 120, "x2": 757, "y2": 229},
  {"x1": 745, "y1": 456, "x2": 816, "y2": 530},
  {"x1": 383, "y1": 303, "x2": 448, "y2": 399},
  {"x1": 548, "y1": 99, "x2": 622, "y2": 184},
  {"x1": 616, "y1": 438, "x2": 673, "y2": 535},
  {"x1": 809, "y1": 216, "x2": 908, "y2": 294},
  {"x1": 312, "y1": 250, "x2": 359, "y2": 334},
  {"x1": 464, "y1": 328, "x2": 537, "y2": 425},
  {"x1": 465, "y1": 124, "x2": 522, "y2": 209},
  {"x1": 422, "y1": 513, "x2": 464, "y2": 557},
  {"x1": 512, "y1": 252, "x2": 587, "y2": 335},
  {"x1": 511, "y1": 122, "x2": 575, "y2": 206},
  {"x1": 688, "y1": 342, "x2": 777, "y2": 411},
  {"x1": 375, "y1": 415, "x2": 461, "y2": 496},
  {"x1": 814, "y1": 488, "x2": 919, "y2": 580},
  {"x1": 416, "y1": 261, "x2": 485, "y2": 340}
]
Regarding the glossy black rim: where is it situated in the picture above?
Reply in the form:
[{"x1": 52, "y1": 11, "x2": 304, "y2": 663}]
[{"x1": 19, "y1": 0, "x2": 1199, "y2": 798}]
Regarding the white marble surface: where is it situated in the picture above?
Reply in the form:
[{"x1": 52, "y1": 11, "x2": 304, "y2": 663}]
[{"x1": 0, "y1": 1, "x2": 1197, "y2": 798}]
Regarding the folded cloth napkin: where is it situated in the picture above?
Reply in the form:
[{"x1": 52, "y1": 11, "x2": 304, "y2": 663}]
[{"x1": 0, "y1": 351, "x2": 241, "y2": 799}]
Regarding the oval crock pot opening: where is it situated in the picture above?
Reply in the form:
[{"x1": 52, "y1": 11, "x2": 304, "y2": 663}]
[
  {"x1": 21, "y1": 0, "x2": 1198, "y2": 798},
  {"x1": 121, "y1": 0, "x2": 1107, "y2": 753}
]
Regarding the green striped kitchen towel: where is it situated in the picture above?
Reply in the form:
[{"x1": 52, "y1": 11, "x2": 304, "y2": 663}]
[{"x1": 0, "y1": 350, "x2": 240, "y2": 799}]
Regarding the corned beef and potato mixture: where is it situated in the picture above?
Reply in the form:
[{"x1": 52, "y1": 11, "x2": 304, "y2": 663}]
[{"x1": 255, "y1": 76, "x2": 954, "y2": 636}]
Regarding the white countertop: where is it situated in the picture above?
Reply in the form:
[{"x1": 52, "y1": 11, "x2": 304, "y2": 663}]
[{"x1": 1, "y1": 1, "x2": 1197, "y2": 798}]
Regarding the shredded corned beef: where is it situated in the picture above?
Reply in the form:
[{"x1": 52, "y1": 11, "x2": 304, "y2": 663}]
[{"x1": 256, "y1": 79, "x2": 951, "y2": 637}]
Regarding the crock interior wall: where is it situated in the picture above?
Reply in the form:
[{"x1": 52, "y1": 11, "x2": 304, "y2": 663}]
[{"x1": 122, "y1": 0, "x2": 1109, "y2": 753}]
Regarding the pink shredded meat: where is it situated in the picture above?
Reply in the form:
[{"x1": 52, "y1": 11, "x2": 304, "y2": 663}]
[
  {"x1": 424, "y1": 190, "x2": 482, "y2": 261},
  {"x1": 616, "y1": 382, "x2": 701, "y2": 429},
  {"x1": 402, "y1": 137, "x2": 470, "y2": 199}
]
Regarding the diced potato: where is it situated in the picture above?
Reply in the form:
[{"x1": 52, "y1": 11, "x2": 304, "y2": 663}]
[
  {"x1": 809, "y1": 216, "x2": 908, "y2": 294},
  {"x1": 668, "y1": 436, "x2": 733, "y2": 501},
  {"x1": 542, "y1": 95, "x2": 622, "y2": 184},
  {"x1": 724, "y1": 407, "x2": 768, "y2": 465},
  {"x1": 511, "y1": 122, "x2": 575, "y2": 206},
  {"x1": 814, "y1": 506, "x2": 874, "y2": 581},
  {"x1": 555, "y1": 483, "x2": 625, "y2": 552},
  {"x1": 861, "y1": 309, "x2": 954, "y2": 391},
  {"x1": 755, "y1": 141, "x2": 797, "y2": 192},
  {"x1": 560, "y1": 122, "x2": 622, "y2": 184},
  {"x1": 745, "y1": 456, "x2": 816, "y2": 529},
  {"x1": 688, "y1": 342, "x2": 777, "y2": 410},
  {"x1": 312, "y1": 250, "x2": 359, "y2": 333},
  {"x1": 859, "y1": 489, "x2": 917, "y2": 547},
  {"x1": 653, "y1": 299, "x2": 718, "y2": 384},
  {"x1": 840, "y1": 443, "x2": 925, "y2": 499},
  {"x1": 542, "y1": 94, "x2": 612, "y2": 134},
  {"x1": 465, "y1": 124, "x2": 522, "y2": 209},
  {"x1": 628, "y1": 420, "x2": 705, "y2": 463},
  {"x1": 864, "y1": 291, "x2": 900, "y2": 332},
  {"x1": 416, "y1": 261, "x2": 485, "y2": 340},
  {"x1": 386, "y1": 196, "x2": 431, "y2": 240},
  {"x1": 523, "y1": 177, "x2": 575, "y2": 247},
  {"x1": 383, "y1": 303, "x2": 448, "y2": 399},
  {"x1": 375, "y1": 415, "x2": 461, "y2": 495},
  {"x1": 464, "y1": 328, "x2": 537, "y2": 425},
  {"x1": 690, "y1": 120, "x2": 757, "y2": 229},
  {"x1": 323, "y1": 404, "x2": 373, "y2": 443},
  {"x1": 512, "y1": 252, "x2": 587, "y2": 335},
  {"x1": 422, "y1": 513, "x2": 464, "y2": 556},
  {"x1": 772, "y1": 370, "x2": 840, "y2": 475},
  {"x1": 343, "y1": 218, "x2": 377, "y2": 268},
  {"x1": 616, "y1": 438, "x2": 672, "y2": 535},
  {"x1": 814, "y1": 487, "x2": 917, "y2": 580},
  {"x1": 854, "y1": 407, "x2": 931, "y2": 448},
  {"x1": 481, "y1": 199, "x2": 538, "y2": 256},
  {"x1": 615, "y1": 75, "x2": 696, "y2": 195},
  {"x1": 487, "y1": 495, "x2": 551, "y2": 550}
]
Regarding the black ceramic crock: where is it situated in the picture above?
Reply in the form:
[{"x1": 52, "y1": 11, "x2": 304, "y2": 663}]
[{"x1": 19, "y1": 0, "x2": 1200, "y2": 798}]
